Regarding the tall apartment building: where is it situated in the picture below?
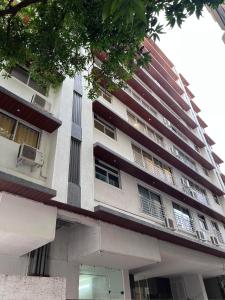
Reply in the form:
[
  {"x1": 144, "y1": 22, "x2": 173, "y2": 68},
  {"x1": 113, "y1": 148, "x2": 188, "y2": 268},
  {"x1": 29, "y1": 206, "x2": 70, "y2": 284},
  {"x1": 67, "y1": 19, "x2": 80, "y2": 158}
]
[
  {"x1": 208, "y1": 4, "x2": 225, "y2": 43},
  {"x1": 0, "y1": 38, "x2": 225, "y2": 299}
]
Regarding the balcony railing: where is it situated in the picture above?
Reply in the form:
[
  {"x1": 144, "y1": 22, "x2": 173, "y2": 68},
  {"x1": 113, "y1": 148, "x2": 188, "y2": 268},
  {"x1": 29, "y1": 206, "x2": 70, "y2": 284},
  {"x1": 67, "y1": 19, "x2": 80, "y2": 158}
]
[
  {"x1": 134, "y1": 156, "x2": 175, "y2": 187},
  {"x1": 182, "y1": 186, "x2": 209, "y2": 206},
  {"x1": 170, "y1": 147, "x2": 198, "y2": 172},
  {"x1": 140, "y1": 196, "x2": 165, "y2": 221}
]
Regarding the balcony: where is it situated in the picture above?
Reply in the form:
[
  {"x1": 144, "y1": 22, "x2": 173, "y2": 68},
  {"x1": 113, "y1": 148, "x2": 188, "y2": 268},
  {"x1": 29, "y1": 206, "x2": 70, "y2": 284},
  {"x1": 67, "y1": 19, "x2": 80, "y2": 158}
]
[
  {"x1": 141, "y1": 65, "x2": 189, "y2": 111},
  {"x1": 182, "y1": 186, "x2": 209, "y2": 206},
  {"x1": 127, "y1": 75, "x2": 199, "y2": 132},
  {"x1": 98, "y1": 90, "x2": 213, "y2": 170},
  {"x1": 185, "y1": 85, "x2": 195, "y2": 99},
  {"x1": 143, "y1": 38, "x2": 178, "y2": 81},
  {"x1": 180, "y1": 74, "x2": 190, "y2": 86},
  {"x1": 0, "y1": 86, "x2": 61, "y2": 133},
  {"x1": 94, "y1": 143, "x2": 225, "y2": 225},
  {"x1": 197, "y1": 115, "x2": 207, "y2": 129},
  {"x1": 204, "y1": 133, "x2": 215, "y2": 146},
  {"x1": 191, "y1": 100, "x2": 201, "y2": 113},
  {"x1": 212, "y1": 151, "x2": 224, "y2": 164},
  {"x1": 135, "y1": 68, "x2": 194, "y2": 127},
  {"x1": 93, "y1": 101, "x2": 223, "y2": 197}
]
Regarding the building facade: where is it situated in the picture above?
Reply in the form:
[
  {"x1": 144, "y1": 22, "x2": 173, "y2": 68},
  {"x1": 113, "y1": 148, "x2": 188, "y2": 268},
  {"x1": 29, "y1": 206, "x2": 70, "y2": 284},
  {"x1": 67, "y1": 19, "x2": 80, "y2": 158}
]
[
  {"x1": 0, "y1": 39, "x2": 225, "y2": 299},
  {"x1": 208, "y1": 4, "x2": 225, "y2": 43}
]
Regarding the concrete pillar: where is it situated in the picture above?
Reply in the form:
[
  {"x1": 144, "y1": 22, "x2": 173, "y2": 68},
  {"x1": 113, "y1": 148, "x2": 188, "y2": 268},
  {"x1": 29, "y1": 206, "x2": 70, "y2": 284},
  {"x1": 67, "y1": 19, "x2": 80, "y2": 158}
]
[
  {"x1": 122, "y1": 270, "x2": 132, "y2": 300},
  {"x1": 183, "y1": 274, "x2": 208, "y2": 300}
]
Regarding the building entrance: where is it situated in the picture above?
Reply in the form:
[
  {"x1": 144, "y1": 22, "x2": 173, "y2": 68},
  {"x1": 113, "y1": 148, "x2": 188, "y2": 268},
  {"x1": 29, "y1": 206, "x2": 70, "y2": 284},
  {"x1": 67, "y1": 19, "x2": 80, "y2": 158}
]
[
  {"x1": 131, "y1": 276, "x2": 173, "y2": 300},
  {"x1": 79, "y1": 265, "x2": 124, "y2": 300}
]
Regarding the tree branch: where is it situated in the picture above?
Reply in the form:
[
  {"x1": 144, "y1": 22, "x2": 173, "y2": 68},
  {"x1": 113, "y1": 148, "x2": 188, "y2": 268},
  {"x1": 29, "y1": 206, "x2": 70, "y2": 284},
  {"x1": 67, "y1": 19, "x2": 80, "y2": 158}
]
[{"x1": 0, "y1": 0, "x2": 46, "y2": 17}]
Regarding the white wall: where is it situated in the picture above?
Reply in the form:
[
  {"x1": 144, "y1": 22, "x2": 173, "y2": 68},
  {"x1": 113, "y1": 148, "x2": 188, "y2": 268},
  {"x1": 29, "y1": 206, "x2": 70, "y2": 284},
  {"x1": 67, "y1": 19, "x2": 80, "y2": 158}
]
[{"x1": 0, "y1": 275, "x2": 66, "y2": 300}]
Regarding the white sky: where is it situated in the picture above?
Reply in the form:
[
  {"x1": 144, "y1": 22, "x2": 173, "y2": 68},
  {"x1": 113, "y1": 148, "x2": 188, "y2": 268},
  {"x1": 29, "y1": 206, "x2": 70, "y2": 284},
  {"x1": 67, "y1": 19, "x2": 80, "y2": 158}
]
[{"x1": 158, "y1": 9, "x2": 225, "y2": 173}]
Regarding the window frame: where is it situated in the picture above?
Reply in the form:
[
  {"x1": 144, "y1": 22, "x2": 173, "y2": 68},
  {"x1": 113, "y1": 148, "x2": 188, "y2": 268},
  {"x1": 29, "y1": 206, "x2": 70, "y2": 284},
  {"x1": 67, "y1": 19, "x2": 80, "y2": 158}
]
[
  {"x1": 172, "y1": 202, "x2": 194, "y2": 233},
  {"x1": 95, "y1": 159, "x2": 121, "y2": 188},
  {"x1": 138, "y1": 184, "x2": 164, "y2": 221},
  {"x1": 198, "y1": 214, "x2": 208, "y2": 231},
  {"x1": 10, "y1": 65, "x2": 48, "y2": 96},
  {"x1": 0, "y1": 109, "x2": 41, "y2": 148},
  {"x1": 94, "y1": 115, "x2": 116, "y2": 140}
]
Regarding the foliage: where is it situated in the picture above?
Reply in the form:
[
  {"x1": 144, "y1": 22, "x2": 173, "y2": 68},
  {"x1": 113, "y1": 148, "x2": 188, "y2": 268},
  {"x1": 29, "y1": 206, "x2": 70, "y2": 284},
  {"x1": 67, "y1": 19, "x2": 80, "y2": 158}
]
[{"x1": 0, "y1": 0, "x2": 224, "y2": 98}]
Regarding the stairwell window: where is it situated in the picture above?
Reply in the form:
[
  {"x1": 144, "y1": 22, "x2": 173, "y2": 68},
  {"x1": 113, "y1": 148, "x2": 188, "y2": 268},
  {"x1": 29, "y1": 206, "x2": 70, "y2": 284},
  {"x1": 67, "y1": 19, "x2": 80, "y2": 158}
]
[
  {"x1": 95, "y1": 159, "x2": 120, "y2": 188},
  {"x1": 94, "y1": 116, "x2": 116, "y2": 139},
  {"x1": 0, "y1": 111, "x2": 40, "y2": 148},
  {"x1": 138, "y1": 185, "x2": 164, "y2": 220},
  {"x1": 173, "y1": 203, "x2": 194, "y2": 232}
]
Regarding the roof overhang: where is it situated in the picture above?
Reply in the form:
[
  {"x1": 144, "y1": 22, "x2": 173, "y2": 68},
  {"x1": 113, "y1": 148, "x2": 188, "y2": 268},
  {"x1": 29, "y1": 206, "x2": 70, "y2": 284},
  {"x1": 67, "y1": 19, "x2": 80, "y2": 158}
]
[{"x1": 0, "y1": 86, "x2": 62, "y2": 133}]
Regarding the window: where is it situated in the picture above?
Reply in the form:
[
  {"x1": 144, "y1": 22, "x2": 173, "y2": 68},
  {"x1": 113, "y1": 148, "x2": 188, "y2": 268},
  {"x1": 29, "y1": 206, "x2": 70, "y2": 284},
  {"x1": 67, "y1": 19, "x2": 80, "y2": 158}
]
[
  {"x1": 138, "y1": 185, "x2": 164, "y2": 220},
  {"x1": 95, "y1": 159, "x2": 120, "y2": 188},
  {"x1": 0, "y1": 111, "x2": 40, "y2": 148},
  {"x1": 11, "y1": 65, "x2": 47, "y2": 95},
  {"x1": 198, "y1": 215, "x2": 208, "y2": 231},
  {"x1": 72, "y1": 92, "x2": 82, "y2": 125},
  {"x1": 172, "y1": 146, "x2": 197, "y2": 171},
  {"x1": 163, "y1": 118, "x2": 188, "y2": 142},
  {"x1": 132, "y1": 144, "x2": 174, "y2": 185},
  {"x1": 68, "y1": 138, "x2": 80, "y2": 185},
  {"x1": 181, "y1": 176, "x2": 208, "y2": 206},
  {"x1": 94, "y1": 116, "x2": 116, "y2": 139},
  {"x1": 213, "y1": 194, "x2": 220, "y2": 205},
  {"x1": 173, "y1": 203, "x2": 193, "y2": 232},
  {"x1": 127, "y1": 111, "x2": 163, "y2": 146},
  {"x1": 99, "y1": 87, "x2": 112, "y2": 103},
  {"x1": 0, "y1": 112, "x2": 16, "y2": 139},
  {"x1": 211, "y1": 221, "x2": 223, "y2": 243}
]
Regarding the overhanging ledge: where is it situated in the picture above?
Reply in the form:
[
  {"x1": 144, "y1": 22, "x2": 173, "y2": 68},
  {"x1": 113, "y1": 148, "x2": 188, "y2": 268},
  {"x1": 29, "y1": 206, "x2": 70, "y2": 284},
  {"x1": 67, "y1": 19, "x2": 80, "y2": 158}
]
[
  {"x1": 0, "y1": 170, "x2": 56, "y2": 201},
  {"x1": 0, "y1": 86, "x2": 62, "y2": 133}
]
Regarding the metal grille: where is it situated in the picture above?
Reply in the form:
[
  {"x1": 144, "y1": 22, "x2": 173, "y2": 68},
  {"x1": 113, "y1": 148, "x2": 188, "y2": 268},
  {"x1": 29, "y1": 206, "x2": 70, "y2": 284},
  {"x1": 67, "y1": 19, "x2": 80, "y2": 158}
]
[
  {"x1": 72, "y1": 92, "x2": 82, "y2": 125},
  {"x1": 173, "y1": 204, "x2": 194, "y2": 233},
  {"x1": 140, "y1": 196, "x2": 164, "y2": 220},
  {"x1": 182, "y1": 186, "x2": 209, "y2": 206},
  {"x1": 68, "y1": 138, "x2": 80, "y2": 184}
]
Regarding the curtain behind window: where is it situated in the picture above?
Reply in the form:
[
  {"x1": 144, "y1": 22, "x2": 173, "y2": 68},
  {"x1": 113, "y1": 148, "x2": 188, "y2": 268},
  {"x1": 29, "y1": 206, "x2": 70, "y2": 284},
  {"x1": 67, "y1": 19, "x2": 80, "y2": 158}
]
[
  {"x1": 0, "y1": 113, "x2": 16, "y2": 139},
  {"x1": 15, "y1": 123, "x2": 39, "y2": 148}
]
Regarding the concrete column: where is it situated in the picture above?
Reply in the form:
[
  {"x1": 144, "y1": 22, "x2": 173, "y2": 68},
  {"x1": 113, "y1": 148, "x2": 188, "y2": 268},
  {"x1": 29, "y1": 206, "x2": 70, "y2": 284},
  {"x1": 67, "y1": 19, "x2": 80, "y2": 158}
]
[
  {"x1": 122, "y1": 270, "x2": 132, "y2": 300},
  {"x1": 183, "y1": 274, "x2": 208, "y2": 300}
]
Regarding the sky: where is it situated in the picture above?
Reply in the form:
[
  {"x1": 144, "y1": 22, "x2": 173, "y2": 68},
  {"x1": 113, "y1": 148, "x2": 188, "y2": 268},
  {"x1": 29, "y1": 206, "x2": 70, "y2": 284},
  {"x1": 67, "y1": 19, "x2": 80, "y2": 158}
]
[{"x1": 157, "y1": 8, "x2": 225, "y2": 173}]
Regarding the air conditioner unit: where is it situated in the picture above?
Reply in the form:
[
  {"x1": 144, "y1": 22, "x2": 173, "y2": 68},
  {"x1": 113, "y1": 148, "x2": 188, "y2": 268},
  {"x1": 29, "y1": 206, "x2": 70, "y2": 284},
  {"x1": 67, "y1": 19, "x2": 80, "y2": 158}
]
[
  {"x1": 31, "y1": 94, "x2": 51, "y2": 112},
  {"x1": 210, "y1": 235, "x2": 219, "y2": 246},
  {"x1": 165, "y1": 218, "x2": 176, "y2": 230},
  {"x1": 189, "y1": 189, "x2": 197, "y2": 199},
  {"x1": 196, "y1": 230, "x2": 206, "y2": 241},
  {"x1": 181, "y1": 177, "x2": 190, "y2": 187},
  {"x1": 17, "y1": 144, "x2": 44, "y2": 168}
]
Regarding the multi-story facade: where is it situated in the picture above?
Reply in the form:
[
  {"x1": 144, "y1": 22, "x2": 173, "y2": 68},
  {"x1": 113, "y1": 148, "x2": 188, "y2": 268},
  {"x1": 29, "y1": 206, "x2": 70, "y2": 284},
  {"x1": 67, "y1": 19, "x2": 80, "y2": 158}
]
[
  {"x1": 208, "y1": 4, "x2": 225, "y2": 43},
  {"x1": 0, "y1": 39, "x2": 225, "y2": 299}
]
